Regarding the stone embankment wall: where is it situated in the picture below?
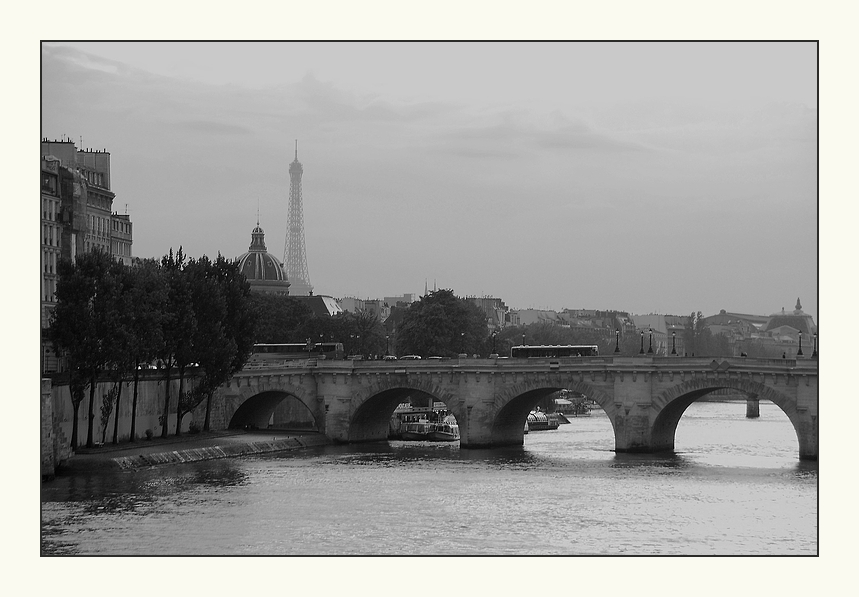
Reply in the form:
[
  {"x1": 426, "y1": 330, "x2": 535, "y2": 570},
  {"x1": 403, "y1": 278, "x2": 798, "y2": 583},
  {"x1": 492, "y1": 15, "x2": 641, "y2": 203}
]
[
  {"x1": 49, "y1": 372, "x2": 204, "y2": 448},
  {"x1": 42, "y1": 373, "x2": 333, "y2": 477},
  {"x1": 42, "y1": 378, "x2": 71, "y2": 479}
]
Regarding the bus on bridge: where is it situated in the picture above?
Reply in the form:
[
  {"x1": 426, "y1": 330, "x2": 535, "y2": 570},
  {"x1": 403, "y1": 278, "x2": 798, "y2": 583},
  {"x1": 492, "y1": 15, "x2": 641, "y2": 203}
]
[{"x1": 511, "y1": 344, "x2": 600, "y2": 358}]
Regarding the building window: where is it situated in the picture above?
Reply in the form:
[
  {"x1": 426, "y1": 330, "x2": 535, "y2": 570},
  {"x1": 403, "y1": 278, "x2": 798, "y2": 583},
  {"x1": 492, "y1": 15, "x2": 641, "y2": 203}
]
[{"x1": 42, "y1": 174, "x2": 57, "y2": 195}]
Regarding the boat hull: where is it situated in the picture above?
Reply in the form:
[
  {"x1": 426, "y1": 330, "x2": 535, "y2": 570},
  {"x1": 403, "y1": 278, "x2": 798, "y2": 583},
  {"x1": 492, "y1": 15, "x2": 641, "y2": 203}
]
[
  {"x1": 401, "y1": 431, "x2": 432, "y2": 441},
  {"x1": 428, "y1": 429, "x2": 460, "y2": 442}
]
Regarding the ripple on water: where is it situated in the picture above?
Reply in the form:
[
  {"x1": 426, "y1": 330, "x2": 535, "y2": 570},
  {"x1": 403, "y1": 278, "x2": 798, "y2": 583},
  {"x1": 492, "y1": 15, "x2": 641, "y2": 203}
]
[{"x1": 41, "y1": 402, "x2": 817, "y2": 555}]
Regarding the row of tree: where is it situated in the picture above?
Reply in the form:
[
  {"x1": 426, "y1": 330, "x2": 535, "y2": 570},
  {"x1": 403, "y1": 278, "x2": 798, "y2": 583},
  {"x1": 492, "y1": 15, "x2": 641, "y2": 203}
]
[
  {"x1": 393, "y1": 296, "x2": 740, "y2": 358},
  {"x1": 48, "y1": 249, "x2": 396, "y2": 449},
  {"x1": 49, "y1": 248, "x2": 257, "y2": 449},
  {"x1": 250, "y1": 293, "x2": 388, "y2": 356}
]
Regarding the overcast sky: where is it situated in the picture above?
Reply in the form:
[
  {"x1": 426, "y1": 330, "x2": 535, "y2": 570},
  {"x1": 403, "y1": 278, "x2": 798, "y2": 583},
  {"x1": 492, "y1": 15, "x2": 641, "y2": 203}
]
[{"x1": 41, "y1": 41, "x2": 817, "y2": 319}]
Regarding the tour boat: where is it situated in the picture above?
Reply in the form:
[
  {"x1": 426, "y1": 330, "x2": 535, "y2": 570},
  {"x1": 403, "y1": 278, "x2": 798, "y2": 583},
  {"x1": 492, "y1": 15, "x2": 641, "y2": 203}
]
[
  {"x1": 390, "y1": 401, "x2": 456, "y2": 440},
  {"x1": 400, "y1": 419, "x2": 434, "y2": 441},
  {"x1": 428, "y1": 417, "x2": 460, "y2": 442},
  {"x1": 526, "y1": 409, "x2": 561, "y2": 431}
]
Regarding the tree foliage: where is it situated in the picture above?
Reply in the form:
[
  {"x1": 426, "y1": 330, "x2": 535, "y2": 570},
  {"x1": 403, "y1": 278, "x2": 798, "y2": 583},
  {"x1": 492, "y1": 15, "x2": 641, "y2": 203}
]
[
  {"x1": 249, "y1": 294, "x2": 313, "y2": 344},
  {"x1": 492, "y1": 322, "x2": 615, "y2": 357},
  {"x1": 49, "y1": 248, "x2": 257, "y2": 446},
  {"x1": 684, "y1": 311, "x2": 732, "y2": 357},
  {"x1": 250, "y1": 295, "x2": 387, "y2": 357},
  {"x1": 49, "y1": 249, "x2": 122, "y2": 448},
  {"x1": 396, "y1": 290, "x2": 488, "y2": 357},
  {"x1": 126, "y1": 259, "x2": 166, "y2": 442}
]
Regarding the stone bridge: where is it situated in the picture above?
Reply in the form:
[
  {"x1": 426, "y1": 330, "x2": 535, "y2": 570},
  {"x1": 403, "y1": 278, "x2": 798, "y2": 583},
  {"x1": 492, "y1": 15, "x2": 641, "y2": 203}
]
[{"x1": 198, "y1": 356, "x2": 819, "y2": 460}]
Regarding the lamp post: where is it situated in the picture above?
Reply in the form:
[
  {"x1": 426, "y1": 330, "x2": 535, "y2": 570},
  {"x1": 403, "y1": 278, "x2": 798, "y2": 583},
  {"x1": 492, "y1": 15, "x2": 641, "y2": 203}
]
[
  {"x1": 461, "y1": 332, "x2": 465, "y2": 355},
  {"x1": 812, "y1": 333, "x2": 817, "y2": 358},
  {"x1": 639, "y1": 331, "x2": 644, "y2": 354},
  {"x1": 797, "y1": 330, "x2": 803, "y2": 357},
  {"x1": 614, "y1": 329, "x2": 620, "y2": 353},
  {"x1": 522, "y1": 334, "x2": 526, "y2": 346},
  {"x1": 671, "y1": 331, "x2": 676, "y2": 355},
  {"x1": 647, "y1": 329, "x2": 653, "y2": 354},
  {"x1": 385, "y1": 335, "x2": 390, "y2": 356},
  {"x1": 492, "y1": 330, "x2": 498, "y2": 355}
]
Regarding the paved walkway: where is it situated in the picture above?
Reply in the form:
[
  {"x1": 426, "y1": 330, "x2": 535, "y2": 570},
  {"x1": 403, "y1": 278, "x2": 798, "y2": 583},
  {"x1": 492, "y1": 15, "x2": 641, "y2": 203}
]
[{"x1": 59, "y1": 430, "x2": 330, "y2": 473}]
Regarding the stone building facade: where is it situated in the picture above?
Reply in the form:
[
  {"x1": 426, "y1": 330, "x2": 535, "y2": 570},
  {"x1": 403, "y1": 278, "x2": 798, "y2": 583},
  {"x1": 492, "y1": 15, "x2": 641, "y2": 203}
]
[{"x1": 40, "y1": 139, "x2": 134, "y2": 373}]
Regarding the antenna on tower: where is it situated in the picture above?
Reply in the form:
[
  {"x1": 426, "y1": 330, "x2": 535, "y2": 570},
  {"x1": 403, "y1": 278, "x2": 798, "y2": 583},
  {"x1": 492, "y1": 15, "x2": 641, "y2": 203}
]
[
  {"x1": 295, "y1": 139, "x2": 298, "y2": 160},
  {"x1": 257, "y1": 199, "x2": 260, "y2": 226}
]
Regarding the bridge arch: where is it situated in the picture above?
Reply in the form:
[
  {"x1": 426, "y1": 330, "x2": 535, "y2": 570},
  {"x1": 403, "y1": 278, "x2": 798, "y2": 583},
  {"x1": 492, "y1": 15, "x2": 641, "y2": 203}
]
[
  {"x1": 348, "y1": 377, "x2": 458, "y2": 443},
  {"x1": 650, "y1": 377, "x2": 806, "y2": 455},
  {"x1": 226, "y1": 382, "x2": 319, "y2": 431},
  {"x1": 492, "y1": 379, "x2": 617, "y2": 446}
]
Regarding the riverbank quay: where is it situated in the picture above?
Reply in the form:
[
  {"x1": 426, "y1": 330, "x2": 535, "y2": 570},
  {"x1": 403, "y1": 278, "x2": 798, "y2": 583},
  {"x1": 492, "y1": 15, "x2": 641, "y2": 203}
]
[{"x1": 52, "y1": 430, "x2": 332, "y2": 475}]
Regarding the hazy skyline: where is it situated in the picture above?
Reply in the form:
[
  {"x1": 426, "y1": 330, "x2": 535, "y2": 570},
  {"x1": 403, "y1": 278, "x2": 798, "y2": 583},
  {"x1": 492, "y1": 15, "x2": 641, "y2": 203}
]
[{"x1": 41, "y1": 41, "x2": 817, "y2": 319}]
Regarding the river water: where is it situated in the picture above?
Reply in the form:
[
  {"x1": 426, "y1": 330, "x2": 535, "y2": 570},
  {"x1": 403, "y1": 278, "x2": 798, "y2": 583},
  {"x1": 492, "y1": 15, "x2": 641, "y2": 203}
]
[{"x1": 40, "y1": 401, "x2": 817, "y2": 555}]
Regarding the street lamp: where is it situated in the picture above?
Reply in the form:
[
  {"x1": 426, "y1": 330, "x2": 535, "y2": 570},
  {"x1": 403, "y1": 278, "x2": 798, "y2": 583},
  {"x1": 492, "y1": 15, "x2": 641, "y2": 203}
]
[
  {"x1": 647, "y1": 329, "x2": 653, "y2": 354},
  {"x1": 385, "y1": 335, "x2": 390, "y2": 355},
  {"x1": 614, "y1": 329, "x2": 620, "y2": 353},
  {"x1": 671, "y1": 331, "x2": 676, "y2": 355},
  {"x1": 797, "y1": 330, "x2": 803, "y2": 357},
  {"x1": 461, "y1": 332, "x2": 465, "y2": 354},
  {"x1": 812, "y1": 333, "x2": 817, "y2": 358},
  {"x1": 522, "y1": 334, "x2": 526, "y2": 346},
  {"x1": 492, "y1": 330, "x2": 498, "y2": 355},
  {"x1": 639, "y1": 331, "x2": 644, "y2": 354}
]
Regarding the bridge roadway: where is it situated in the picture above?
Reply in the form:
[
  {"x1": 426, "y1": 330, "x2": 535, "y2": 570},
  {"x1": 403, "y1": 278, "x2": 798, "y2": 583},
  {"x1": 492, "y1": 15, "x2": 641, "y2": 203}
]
[{"x1": 199, "y1": 356, "x2": 818, "y2": 460}]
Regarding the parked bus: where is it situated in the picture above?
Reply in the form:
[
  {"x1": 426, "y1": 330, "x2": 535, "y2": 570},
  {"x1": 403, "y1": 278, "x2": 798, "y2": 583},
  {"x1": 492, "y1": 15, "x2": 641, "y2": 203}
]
[
  {"x1": 510, "y1": 344, "x2": 600, "y2": 358},
  {"x1": 251, "y1": 342, "x2": 345, "y2": 361}
]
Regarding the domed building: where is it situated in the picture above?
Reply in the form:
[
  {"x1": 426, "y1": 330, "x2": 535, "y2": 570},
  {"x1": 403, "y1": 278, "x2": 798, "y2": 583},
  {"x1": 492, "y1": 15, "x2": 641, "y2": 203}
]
[
  {"x1": 236, "y1": 223, "x2": 290, "y2": 295},
  {"x1": 764, "y1": 298, "x2": 817, "y2": 337}
]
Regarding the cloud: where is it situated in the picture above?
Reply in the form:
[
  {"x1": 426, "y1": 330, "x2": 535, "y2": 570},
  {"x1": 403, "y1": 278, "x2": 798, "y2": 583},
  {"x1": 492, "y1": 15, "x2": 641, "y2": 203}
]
[
  {"x1": 43, "y1": 44, "x2": 119, "y2": 75},
  {"x1": 435, "y1": 113, "x2": 649, "y2": 160},
  {"x1": 534, "y1": 124, "x2": 648, "y2": 152},
  {"x1": 173, "y1": 120, "x2": 253, "y2": 135}
]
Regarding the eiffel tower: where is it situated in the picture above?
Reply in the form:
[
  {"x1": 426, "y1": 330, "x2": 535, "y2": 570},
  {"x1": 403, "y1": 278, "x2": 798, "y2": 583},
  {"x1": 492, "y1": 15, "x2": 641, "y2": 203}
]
[{"x1": 282, "y1": 140, "x2": 313, "y2": 295}]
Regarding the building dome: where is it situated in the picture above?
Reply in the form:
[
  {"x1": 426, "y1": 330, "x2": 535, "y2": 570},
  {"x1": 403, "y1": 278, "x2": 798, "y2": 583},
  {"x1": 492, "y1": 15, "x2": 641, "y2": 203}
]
[
  {"x1": 764, "y1": 297, "x2": 817, "y2": 336},
  {"x1": 236, "y1": 224, "x2": 290, "y2": 294}
]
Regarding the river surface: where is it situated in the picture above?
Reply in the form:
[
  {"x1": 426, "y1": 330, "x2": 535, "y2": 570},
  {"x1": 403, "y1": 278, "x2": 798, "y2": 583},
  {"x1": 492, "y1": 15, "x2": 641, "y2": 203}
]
[{"x1": 41, "y1": 401, "x2": 817, "y2": 555}]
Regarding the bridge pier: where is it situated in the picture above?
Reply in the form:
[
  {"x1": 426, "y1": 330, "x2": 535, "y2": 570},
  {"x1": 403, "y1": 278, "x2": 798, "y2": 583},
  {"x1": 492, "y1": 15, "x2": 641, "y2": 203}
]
[
  {"x1": 613, "y1": 412, "x2": 658, "y2": 453},
  {"x1": 746, "y1": 396, "x2": 760, "y2": 418}
]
